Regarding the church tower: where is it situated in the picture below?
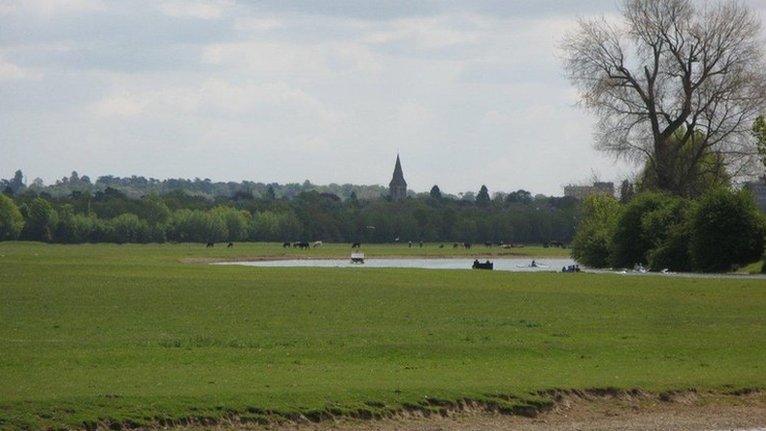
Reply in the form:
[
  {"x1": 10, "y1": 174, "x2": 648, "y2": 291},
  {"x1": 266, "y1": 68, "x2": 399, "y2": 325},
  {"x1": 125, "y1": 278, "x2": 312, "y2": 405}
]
[{"x1": 389, "y1": 154, "x2": 407, "y2": 201}]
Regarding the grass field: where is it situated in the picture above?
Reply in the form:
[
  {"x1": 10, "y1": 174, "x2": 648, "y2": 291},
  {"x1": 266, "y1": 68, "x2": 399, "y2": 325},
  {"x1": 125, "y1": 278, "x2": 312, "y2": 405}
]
[{"x1": 1, "y1": 242, "x2": 764, "y2": 430}]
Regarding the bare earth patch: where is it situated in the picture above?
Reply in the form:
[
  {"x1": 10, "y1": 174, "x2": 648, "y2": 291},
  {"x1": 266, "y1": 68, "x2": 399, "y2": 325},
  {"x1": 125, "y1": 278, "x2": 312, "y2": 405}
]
[{"x1": 180, "y1": 391, "x2": 765, "y2": 431}]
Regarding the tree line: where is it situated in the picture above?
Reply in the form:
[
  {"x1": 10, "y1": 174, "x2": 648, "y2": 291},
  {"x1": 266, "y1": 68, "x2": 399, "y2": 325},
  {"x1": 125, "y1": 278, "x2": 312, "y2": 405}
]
[
  {"x1": 571, "y1": 188, "x2": 766, "y2": 273},
  {"x1": 0, "y1": 184, "x2": 579, "y2": 245}
]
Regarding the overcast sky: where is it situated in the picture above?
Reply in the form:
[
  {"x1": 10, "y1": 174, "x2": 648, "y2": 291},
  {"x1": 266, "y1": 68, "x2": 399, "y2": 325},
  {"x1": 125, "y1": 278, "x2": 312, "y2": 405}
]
[{"x1": 2, "y1": 0, "x2": 765, "y2": 195}]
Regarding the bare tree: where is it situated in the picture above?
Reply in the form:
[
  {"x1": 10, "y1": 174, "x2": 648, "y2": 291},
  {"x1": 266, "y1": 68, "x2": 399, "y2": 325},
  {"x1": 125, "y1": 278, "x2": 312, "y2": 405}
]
[{"x1": 562, "y1": 0, "x2": 766, "y2": 195}]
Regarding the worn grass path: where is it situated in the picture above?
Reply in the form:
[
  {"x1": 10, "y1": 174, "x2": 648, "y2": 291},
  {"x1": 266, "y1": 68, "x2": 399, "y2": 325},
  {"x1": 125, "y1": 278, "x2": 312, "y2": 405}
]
[{"x1": 0, "y1": 242, "x2": 764, "y2": 429}]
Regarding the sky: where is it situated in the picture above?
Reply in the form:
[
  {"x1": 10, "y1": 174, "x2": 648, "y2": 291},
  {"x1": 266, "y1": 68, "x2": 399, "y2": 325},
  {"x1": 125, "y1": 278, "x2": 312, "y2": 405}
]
[{"x1": 1, "y1": 0, "x2": 765, "y2": 196}]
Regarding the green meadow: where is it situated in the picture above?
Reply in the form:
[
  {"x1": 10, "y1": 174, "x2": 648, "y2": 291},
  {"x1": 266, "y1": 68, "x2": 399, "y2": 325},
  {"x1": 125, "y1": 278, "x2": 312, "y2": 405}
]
[{"x1": 1, "y1": 242, "x2": 764, "y2": 429}]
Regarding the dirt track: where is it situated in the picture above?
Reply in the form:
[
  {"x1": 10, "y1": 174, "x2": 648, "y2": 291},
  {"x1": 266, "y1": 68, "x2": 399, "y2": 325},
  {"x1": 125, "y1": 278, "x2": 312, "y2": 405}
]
[{"x1": 187, "y1": 391, "x2": 766, "y2": 431}]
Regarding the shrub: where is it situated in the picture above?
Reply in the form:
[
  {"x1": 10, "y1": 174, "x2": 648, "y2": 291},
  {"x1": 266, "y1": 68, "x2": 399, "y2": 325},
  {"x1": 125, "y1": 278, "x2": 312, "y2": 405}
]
[
  {"x1": 641, "y1": 197, "x2": 692, "y2": 272},
  {"x1": 647, "y1": 226, "x2": 692, "y2": 272},
  {"x1": 0, "y1": 194, "x2": 24, "y2": 240},
  {"x1": 689, "y1": 188, "x2": 766, "y2": 272},
  {"x1": 167, "y1": 209, "x2": 228, "y2": 243},
  {"x1": 109, "y1": 214, "x2": 151, "y2": 244},
  {"x1": 55, "y1": 204, "x2": 97, "y2": 243},
  {"x1": 21, "y1": 197, "x2": 58, "y2": 242},
  {"x1": 212, "y1": 206, "x2": 251, "y2": 241},
  {"x1": 571, "y1": 194, "x2": 622, "y2": 268},
  {"x1": 610, "y1": 193, "x2": 670, "y2": 267}
]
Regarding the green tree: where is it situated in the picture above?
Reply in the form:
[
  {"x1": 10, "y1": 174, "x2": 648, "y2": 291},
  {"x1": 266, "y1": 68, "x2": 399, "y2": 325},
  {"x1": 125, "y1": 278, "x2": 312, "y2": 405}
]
[
  {"x1": 109, "y1": 214, "x2": 150, "y2": 243},
  {"x1": 476, "y1": 185, "x2": 491, "y2": 206},
  {"x1": 505, "y1": 190, "x2": 532, "y2": 204},
  {"x1": 638, "y1": 128, "x2": 730, "y2": 197},
  {"x1": 55, "y1": 204, "x2": 94, "y2": 243},
  {"x1": 429, "y1": 185, "x2": 442, "y2": 199},
  {"x1": 265, "y1": 185, "x2": 276, "y2": 201},
  {"x1": 278, "y1": 211, "x2": 303, "y2": 241},
  {"x1": 642, "y1": 197, "x2": 692, "y2": 272},
  {"x1": 0, "y1": 194, "x2": 24, "y2": 240},
  {"x1": 571, "y1": 194, "x2": 622, "y2": 268},
  {"x1": 142, "y1": 194, "x2": 171, "y2": 225},
  {"x1": 689, "y1": 188, "x2": 766, "y2": 272},
  {"x1": 21, "y1": 197, "x2": 58, "y2": 242},
  {"x1": 9, "y1": 170, "x2": 24, "y2": 195},
  {"x1": 212, "y1": 206, "x2": 251, "y2": 241},
  {"x1": 611, "y1": 193, "x2": 671, "y2": 267},
  {"x1": 251, "y1": 211, "x2": 280, "y2": 241}
]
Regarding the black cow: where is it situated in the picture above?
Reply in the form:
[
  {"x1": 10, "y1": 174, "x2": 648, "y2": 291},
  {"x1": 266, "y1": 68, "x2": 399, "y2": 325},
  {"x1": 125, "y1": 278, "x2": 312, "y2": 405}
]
[
  {"x1": 206, "y1": 242, "x2": 214, "y2": 248},
  {"x1": 297, "y1": 241, "x2": 310, "y2": 249},
  {"x1": 283, "y1": 242, "x2": 291, "y2": 248},
  {"x1": 227, "y1": 242, "x2": 234, "y2": 248},
  {"x1": 463, "y1": 242, "x2": 471, "y2": 249},
  {"x1": 351, "y1": 242, "x2": 361, "y2": 249}
]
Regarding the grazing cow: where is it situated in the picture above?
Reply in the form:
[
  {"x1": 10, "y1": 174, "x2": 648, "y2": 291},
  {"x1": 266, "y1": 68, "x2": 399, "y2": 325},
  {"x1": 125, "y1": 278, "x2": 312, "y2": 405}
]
[
  {"x1": 463, "y1": 242, "x2": 471, "y2": 249},
  {"x1": 296, "y1": 241, "x2": 310, "y2": 249},
  {"x1": 312, "y1": 241, "x2": 323, "y2": 248},
  {"x1": 206, "y1": 242, "x2": 214, "y2": 248},
  {"x1": 351, "y1": 242, "x2": 361, "y2": 249},
  {"x1": 283, "y1": 242, "x2": 291, "y2": 248},
  {"x1": 544, "y1": 240, "x2": 564, "y2": 248},
  {"x1": 484, "y1": 242, "x2": 493, "y2": 247},
  {"x1": 227, "y1": 242, "x2": 234, "y2": 248}
]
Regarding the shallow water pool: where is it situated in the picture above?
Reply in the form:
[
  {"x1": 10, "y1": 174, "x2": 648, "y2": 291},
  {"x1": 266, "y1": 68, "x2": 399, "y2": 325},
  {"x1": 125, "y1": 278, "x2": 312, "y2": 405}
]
[{"x1": 216, "y1": 258, "x2": 579, "y2": 272}]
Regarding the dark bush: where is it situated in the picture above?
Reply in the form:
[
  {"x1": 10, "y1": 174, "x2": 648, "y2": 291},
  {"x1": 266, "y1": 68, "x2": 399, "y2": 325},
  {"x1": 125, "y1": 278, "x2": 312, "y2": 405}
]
[
  {"x1": 610, "y1": 193, "x2": 670, "y2": 267},
  {"x1": 642, "y1": 197, "x2": 692, "y2": 271},
  {"x1": 689, "y1": 188, "x2": 766, "y2": 272},
  {"x1": 570, "y1": 194, "x2": 622, "y2": 268}
]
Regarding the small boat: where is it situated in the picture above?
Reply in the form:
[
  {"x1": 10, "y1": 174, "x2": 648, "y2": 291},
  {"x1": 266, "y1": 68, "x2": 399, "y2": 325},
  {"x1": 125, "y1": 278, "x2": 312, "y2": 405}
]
[
  {"x1": 516, "y1": 263, "x2": 549, "y2": 268},
  {"x1": 350, "y1": 252, "x2": 365, "y2": 264},
  {"x1": 472, "y1": 260, "x2": 493, "y2": 270}
]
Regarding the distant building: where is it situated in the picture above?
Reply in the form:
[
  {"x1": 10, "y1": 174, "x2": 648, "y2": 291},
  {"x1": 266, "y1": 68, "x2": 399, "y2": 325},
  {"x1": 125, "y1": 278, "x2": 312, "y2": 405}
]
[
  {"x1": 389, "y1": 154, "x2": 407, "y2": 201},
  {"x1": 744, "y1": 176, "x2": 766, "y2": 213},
  {"x1": 563, "y1": 181, "x2": 615, "y2": 200}
]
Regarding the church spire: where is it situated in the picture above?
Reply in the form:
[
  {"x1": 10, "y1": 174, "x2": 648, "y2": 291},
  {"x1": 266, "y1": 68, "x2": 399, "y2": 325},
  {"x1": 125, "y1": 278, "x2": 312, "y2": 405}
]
[{"x1": 389, "y1": 154, "x2": 407, "y2": 201}]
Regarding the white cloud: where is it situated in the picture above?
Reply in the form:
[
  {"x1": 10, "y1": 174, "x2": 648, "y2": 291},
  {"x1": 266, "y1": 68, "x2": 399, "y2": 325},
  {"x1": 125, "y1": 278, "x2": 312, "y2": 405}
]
[
  {"x1": 89, "y1": 93, "x2": 147, "y2": 117},
  {"x1": 13, "y1": 0, "x2": 106, "y2": 16},
  {"x1": 0, "y1": 56, "x2": 41, "y2": 80},
  {"x1": 157, "y1": 0, "x2": 233, "y2": 20},
  {"x1": 363, "y1": 17, "x2": 480, "y2": 50},
  {"x1": 233, "y1": 17, "x2": 283, "y2": 32},
  {"x1": 202, "y1": 39, "x2": 381, "y2": 78},
  {"x1": 89, "y1": 79, "x2": 341, "y2": 125}
]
